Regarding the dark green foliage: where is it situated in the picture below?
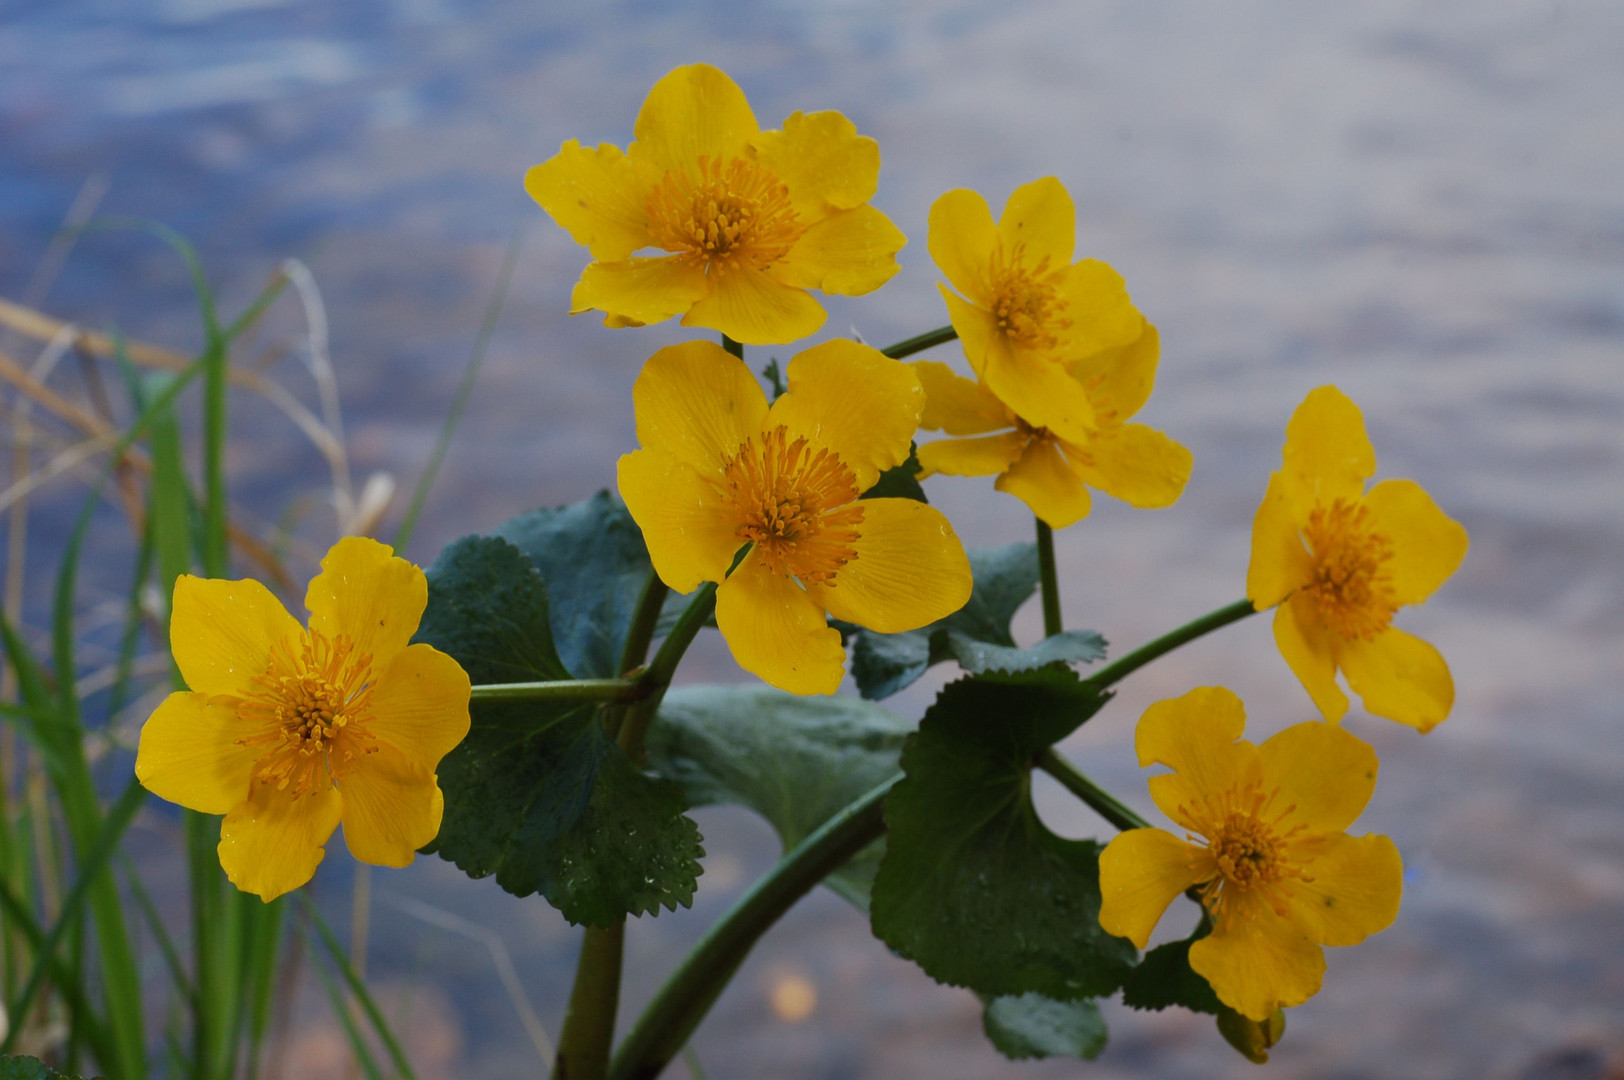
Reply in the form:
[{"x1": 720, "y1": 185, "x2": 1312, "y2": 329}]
[
  {"x1": 412, "y1": 536, "x2": 570, "y2": 684},
  {"x1": 1121, "y1": 931, "x2": 1223, "y2": 1015},
  {"x1": 847, "y1": 543, "x2": 1106, "y2": 699},
  {"x1": 859, "y1": 443, "x2": 928, "y2": 504},
  {"x1": 0, "y1": 1057, "x2": 97, "y2": 1080},
  {"x1": 648, "y1": 685, "x2": 912, "y2": 908},
  {"x1": 982, "y1": 994, "x2": 1108, "y2": 1061},
  {"x1": 870, "y1": 667, "x2": 1132, "y2": 1001}
]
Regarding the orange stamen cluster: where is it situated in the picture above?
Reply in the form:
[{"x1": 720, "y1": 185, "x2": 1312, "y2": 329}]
[
  {"x1": 1302, "y1": 498, "x2": 1399, "y2": 641},
  {"x1": 1184, "y1": 785, "x2": 1312, "y2": 927},
  {"x1": 721, "y1": 425, "x2": 863, "y2": 585},
  {"x1": 646, "y1": 155, "x2": 803, "y2": 274},
  {"x1": 236, "y1": 631, "x2": 379, "y2": 797},
  {"x1": 987, "y1": 240, "x2": 1071, "y2": 352}
]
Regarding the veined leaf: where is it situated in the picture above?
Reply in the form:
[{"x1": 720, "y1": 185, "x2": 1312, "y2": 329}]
[{"x1": 982, "y1": 993, "x2": 1108, "y2": 1061}]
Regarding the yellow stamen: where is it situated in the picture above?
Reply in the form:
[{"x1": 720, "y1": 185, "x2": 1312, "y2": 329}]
[
  {"x1": 1182, "y1": 785, "x2": 1312, "y2": 927},
  {"x1": 1302, "y1": 498, "x2": 1398, "y2": 640},
  {"x1": 236, "y1": 630, "x2": 379, "y2": 797},
  {"x1": 720, "y1": 426, "x2": 863, "y2": 586},
  {"x1": 646, "y1": 155, "x2": 803, "y2": 275},
  {"x1": 988, "y1": 240, "x2": 1071, "y2": 352}
]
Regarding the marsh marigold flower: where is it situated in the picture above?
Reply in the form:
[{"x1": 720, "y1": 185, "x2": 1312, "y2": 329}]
[
  {"x1": 1099, "y1": 687, "x2": 1403, "y2": 1021},
  {"x1": 909, "y1": 321, "x2": 1190, "y2": 528},
  {"x1": 618, "y1": 339, "x2": 972, "y2": 694},
  {"x1": 1247, "y1": 386, "x2": 1468, "y2": 732},
  {"x1": 929, "y1": 177, "x2": 1144, "y2": 443},
  {"x1": 135, "y1": 538, "x2": 471, "y2": 902},
  {"x1": 526, "y1": 63, "x2": 905, "y2": 345}
]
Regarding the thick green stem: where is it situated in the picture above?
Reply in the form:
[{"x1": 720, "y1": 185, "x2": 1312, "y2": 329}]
[
  {"x1": 608, "y1": 777, "x2": 896, "y2": 1080},
  {"x1": 1084, "y1": 598, "x2": 1258, "y2": 693},
  {"x1": 879, "y1": 324, "x2": 958, "y2": 360},
  {"x1": 552, "y1": 922, "x2": 625, "y2": 1080},
  {"x1": 1035, "y1": 518, "x2": 1062, "y2": 637},
  {"x1": 722, "y1": 335, "x2": 743, "y2": 360},
  {"x1": 619, "y1": 582, "x2": 717, "y2": 760},
  {"x1": 618, "y1": 571, "x2": 670, "y2": 678},
  {"x1": 1035, "y1": 748, "x2": 1148, "y2": 832},
  {"x1": 470, "y1": 679, "x2": 646, "y2": 705}
]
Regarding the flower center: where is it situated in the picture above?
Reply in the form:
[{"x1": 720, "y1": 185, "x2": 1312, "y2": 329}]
[
  {"x1": 236, "y1": 630, "x2": 379, "y2": 797},
  {"x1": 1182, "y1": 786, "x2": 1312, "y2": 926},
  {"x1": 646, "y1": 155, "x2": 803, "y2": 274},
  {"x1": 720, "y1": 425, "x2": 863, "y2": 586},
  {"x1": 1301, "y1": 498, "x2": 1398, "y2": 640},
  {"x1": 988, "y1": 240, "x2": 1071, "y2": 352}
]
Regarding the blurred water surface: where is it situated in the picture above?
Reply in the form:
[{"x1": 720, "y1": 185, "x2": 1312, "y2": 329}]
[{"x1": 3, "y1": 1, "x2": 1622, "y2": 1077}]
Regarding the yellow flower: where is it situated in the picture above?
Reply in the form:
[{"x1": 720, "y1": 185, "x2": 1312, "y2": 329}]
[
  {"x1": 928, "y1": 176, "x2": 1144, "y2": 443},
  {"x1": 525, "y1": 63, "x2": 906, "y2": 346},
  {"x1": 617, "y1": 339, "x2": 972, "y2": 694},
  {"x1": 1099, "y1": 687, "x2": 1403, "y2": 1021},
  {"x1": 910, "y1": 321, "x2": 1191, "y2": 528},
  {"x1": 1247, "y1": 386, "x2": 1469, "y2": 732},
  {"x1": 135, "y1": 538, "x2": 471, "y2": 902}
]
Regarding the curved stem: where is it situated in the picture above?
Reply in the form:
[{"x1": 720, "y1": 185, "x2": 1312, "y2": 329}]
[
  {"x1": 1035, "y1": 518, "x2": 1062, "y2": 637},
  {"x1": 469, "y1": 679, "x2": 645, "y2": 705},
  {"x1": 608, "y1": 777, "x2": 897, "y2": 1080},
  {"x1": 618, "y1": 581, "x2": 718, "y2": 760},
  {"x1": 1035, "y1": 748, "x2": 1148, "y2": 832},
  {"x1": 618, "y1": 571, "x2": 670, "y2": 678},
  {"x1": 552, "y1": 923, "x2": 624, "y2": 1080},
  {"x1": 1083, "y1": 598, "x2": 1258, "y2": 693},
  {"x1": 879, "y1": 324, "x2": 958, "y2": 360}
]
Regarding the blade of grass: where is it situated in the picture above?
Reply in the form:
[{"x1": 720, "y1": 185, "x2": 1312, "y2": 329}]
[
  {"x1": 0, "y1": 876, "x2": 114, "y2": 1066},
  {"x1": 123, "y1": 857, "x2": 194, "y2": 1006},
  {"x1": 302, "y1": 897, "x2": 417, "y2": 1080},
  {"x1": 312, "y1": 952, "x2": 385, "y2": 1080}
]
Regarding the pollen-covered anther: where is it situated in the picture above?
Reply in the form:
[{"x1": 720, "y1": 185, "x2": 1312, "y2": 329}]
[
  {"x1": 1186, "y1": 787, "x2": 1312, "y2": 925},
  {"x1": 988, "y1": 241, "x2": 1071, "y2": 352},
  {"x1": 1302, "y1": 498, "x2": 1399, "y2": 640},
  {"x1": 236, "y1": 631, "x2": 379, "y2": 796},
  {"x1": 646, "y1": 155, "x2": 804, "y2": 273},
  {"x1": 721, "y1": 426, "x2": 863, "y2": 585}
]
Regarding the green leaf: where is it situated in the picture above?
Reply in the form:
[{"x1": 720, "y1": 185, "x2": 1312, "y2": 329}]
[
  {"x1": 982, "y1": 993, "x2": 1108, "y2": 1061},
  {"x1": 870, "y1": 667, "x2": 1130, "y2": 1000},
  {"x1": 416, "y1": 530, "x2": 702, "y2": 925},
  {"x1": 847, "y1": 544, "x2": 1106, "y2": 699},
  {"x1": 491, "y1": 490, "x2": 655, "y2": 678},
  {"x1": 647, "y1": 685, "x2": 911, "y2": 908},
  {"x1": 1121, "y1": 932, "x2": 1222, "y2": 1015},
  {"x1": 0, "y1": 1057, "x2": 99, "y2": 1080},
  {"x1": 859, "y1": 443, "x2": 928, "y2": 504}
]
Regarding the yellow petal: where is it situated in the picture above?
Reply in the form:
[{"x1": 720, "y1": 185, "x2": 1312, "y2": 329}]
[
  {"x1": 1069, "y1": 423, "x2": 1191, "y2": 509},
  {"x1": 946, "y1": 287, "x2": 1095, "y2": 442},
  {"x1": 1098, "y1": 828, "x2": 1211, "y2": 949},
  {"x1": 910, "y1": 361, "x2": 1011, "y2": 436},
  {"x1": 632, "y1": 339, "x2": 768, "y2": 475},
  {"x1": 617, "y1": 448, "x2": 742, "y2": 592},
  {"x1": 368, "y1": 643, "x2": 472, "y2": 769},
  {"x1": 629, "y1": 64, "x2": 758, "y2": 177},
  {"x1": 1054, "y1": 259, "x2": 1143, "y2": 357},
  {"x1": 1190, "y1": 900, "x2": 1326, "y2": 1021},
  {"x1": 681, "y1": 266, "x2": 826, "y2": 346},
  {"x1": 1362, "y1": 479, "x2": 1469, "y2": 606},
  {"x1": 927, "y1": 188, "x2": 997, "y2": 305},
  {"x1": 1070, "y1": 321, "x2": 1159, "y2": 423},
  {"x1": 135, "y1": 692, "x2": 260, "y2": 815},
  {"x1": 339, "y1": 743, "x2": 444, "y2": 868},
  {"x1": 524, "y1": 140, "x2": 655, "y2": 262},
  {"x1": 714, "y1": 551, "x2": 845, "y2": 695},
  {"x1": 170, "y1": 574, "x2": 300, "y2": 698},
  {"x1": 1282, "y1": 833, "x2": 1403, "y2": 947},
  {"x1": 749, "y1": 109, "x2": 879, "y2": 216},
  {"x1": 1136, "y1": 687, "x2": 1262, "y2": 832},
  {"x1": 571, "y1": 256, "x2": 709, "y2": 327},
  {"x1": 994, "y1": 437, "x2": 1093, "y2": 529},
  {"x1": 306, "y1": 537, "x2": 426, "y2": 674},
  {"x1": 808, "y1": 499, "x2": 971, "y2": 634},
  {"x1": 218, "y1": 780, "x2": 342, "y2": 902},
  {"x1": 1280, "y1": 386, "x2": 1376, "y2": 513},
  {"x1": 1275, "y1": 595, "x2": 1348, "y2": 722},
  {"x1": 1257, "y1": 721, "x2": 1377, "y2": 834},
  {"x1": 1337, "y1": 625, "x2": 1454, "y2": 732},
  {"x1": 996, "y1": 176, "x2": 1075, "y2": 268},
  {"x1": 916, "y1": 432, "x2": 1025, "y2": 479},
  {"x1": 1247, "y1": 472, "x2": 1314, "y2": 610},
  {"x1": 772, "y1": 206, "x2": 904, "y2": 296},
  {"x1": 769, "y1": 339, "x2": 922, "y2": 491}
]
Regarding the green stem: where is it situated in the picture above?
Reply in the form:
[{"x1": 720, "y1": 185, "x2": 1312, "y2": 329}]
[
  {"x1": 1035, "y1": 749, "x2": 1148, "y2": 832},
  {"x1": 608, "y1": 777, "x2": 896, "y2": 1080},
  {"x1": 1084, "y1": 598, "x2": 1258, "y2": 693},
  {"x1": 722, "y1": 335, "x2": 743, "y2": 360},
  {"x1": 617, "y1": 571, "x2": 670, "y2": 678},
  {"x1": 879, "y1": 324, "x2": 958, "y2": 360},
  {"x1": 618, "y1": 582, "x2": 717, "y2": 758},
  {"x1": 469, "y1": 679, "x2": 647, "y2": 705},
  {"x1": 1035, "y1": 518, "x2": 1062, "y2": 637}
]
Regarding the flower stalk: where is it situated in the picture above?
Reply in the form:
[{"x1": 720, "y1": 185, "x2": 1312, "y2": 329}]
[
  {"x1": 1083, "y1": 598, "x2": 1258, "y2": 693},
  {"x1": 1035, "y1": 517, "x2": 1063, "y2": 638}
]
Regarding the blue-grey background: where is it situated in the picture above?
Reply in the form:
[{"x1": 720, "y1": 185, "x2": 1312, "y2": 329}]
[{"x1": 3, "y1": 2, "x2": 1621, "y2": 1077}]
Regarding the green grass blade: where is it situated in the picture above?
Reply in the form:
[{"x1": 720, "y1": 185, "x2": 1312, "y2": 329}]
[
  {"x1": 312, "y1": 953, "x2": 385, "y2": 1080},
  {"x1": 303, "y1": 898, "x2": 417, "y2": 1080},
  {"x1": 123, "y1": 857, "x2": 194, "y2": 1005},
  {"x1": 0, "y1": 877, "x2": 115, "y2": 1067}
]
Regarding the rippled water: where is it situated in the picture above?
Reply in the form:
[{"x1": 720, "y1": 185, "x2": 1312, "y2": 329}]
[{"x1": 4, "y1": 2, "x2": 1622, "y2": 1077}]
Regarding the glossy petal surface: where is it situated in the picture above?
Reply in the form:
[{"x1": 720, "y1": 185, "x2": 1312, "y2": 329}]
[
  {"x1": 135, "y1": 692, "x2": 260, "y2": 815},
  {"x1": 996, "y1": 176, "x2": 1075, "y2": 268},
  {"x1": 340, "y1": 743, "x2": 445, "y2": 867},
  {"x1": 810, "y1": 499, "x2": 971, "y2": 634},
  {"x1": 911, "y1": 361, "x2": 1011, "y2": 436},
  {"x1": 572, "y1": 257, "x2": 708, "y2": 327},
  {"x1": 368, "y1": 643, "x2": 473, "y2": 768},
  {"x1": 715, "y1": 552, "x2": 846, "y2": 695},
  {"x1": 632, "y1": 340, "x2": 768, "y2": 475},
  {"x1": 927, "y1": 188, "x2": 996, "y2": 304},
  {"x1": 1281, "y1": 833, "x2": 1403, "y2": 947},
  {"x1": 1071, "y1": 423, "x2": 1191, "y2": 509},
  {"x1": 917, "y1": 432, "x2": 1025, "y2": 478},
  {"x1": 630, "y1": 63, "x2": 758, "y2": 175},
  {"x1": 1364, "y1": 478, "x2": 1469, "y2": 605},
  {"x1": 1274, "y1": 595, "x2": 1349, "y2": 722},
  {"x1": 773, "y1": 205, "x2": 904, "y2": 295},
  {"x1": 1258, "y1": 721, "x2": 1377, "y2": 834},
  {"x1": 1191, "y1": 901, "x2": 1326, "y2": 1021},
  {"x1": 524, "y1": 140, "x2": 653, "y2": 262},
  {"x1": 218, "y1": 781, "x2": 342, "y2": 903},
  {"x1": 682, "y1": 264, "x2": 826, "y2": 345},
  {"x1": 305, "y1": 536, "x2": 426, "y2": 672},
  {"x1": 1279, "y1": 385, "x2": 1375, "y2": 513},
  {"x1": 1098, "y1": 828, "x2": 1209, "y2": 949},
  {"x1": 171, "y1": 575, "x2": 300, "y2": 697},
  {"x1": 617, "y1": 449, "x2": 741, "y2": 592},
  {"x1": 994, "y1": 438, "x2": 1092, "y2": 528},
  {"x1": 750, "y1": 109, "x2": 879, "y2": 215},
  {"x1": 1338, "y1": 625, "x2": 1454, "y2": 732},
  {"x1": 770, "y1": 339, "x2": 921, "y2": 490}
]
